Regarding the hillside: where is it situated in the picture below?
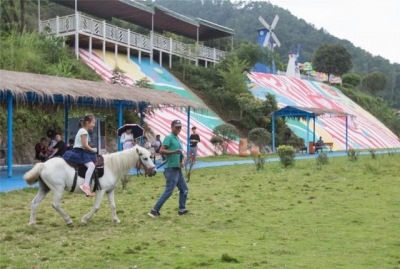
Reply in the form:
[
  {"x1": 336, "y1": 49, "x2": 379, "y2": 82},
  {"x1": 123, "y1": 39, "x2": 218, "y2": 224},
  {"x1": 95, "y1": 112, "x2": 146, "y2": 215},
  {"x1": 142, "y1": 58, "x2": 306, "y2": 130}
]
[
  {"x1": 1, "y1": 0, "x2": 399, "y2": 165},
  {"x1": 154, "y1": 0, "x2": 400, "y2": 109}
]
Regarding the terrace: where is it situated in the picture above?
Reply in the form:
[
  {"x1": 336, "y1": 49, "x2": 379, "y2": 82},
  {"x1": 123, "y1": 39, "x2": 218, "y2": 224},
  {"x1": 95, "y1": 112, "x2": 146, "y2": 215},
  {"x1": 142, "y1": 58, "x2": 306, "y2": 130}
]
[{"x1": 40, "y1": 13, "x2": 229, "y2": 68}]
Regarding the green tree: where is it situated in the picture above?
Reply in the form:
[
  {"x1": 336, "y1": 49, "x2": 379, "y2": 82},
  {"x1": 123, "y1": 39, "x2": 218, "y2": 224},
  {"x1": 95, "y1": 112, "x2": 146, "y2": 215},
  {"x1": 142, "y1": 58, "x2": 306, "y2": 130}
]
[
  {"x1": 213, "y1": 123, "x2": 239, "y2": 154},
  {"x1": 231, "y1": 40, "x2": 263, "y2": 68},
  {"x1": 361, "y1": 72, "x2": 388, "y2": 95},
  {"x1": 312, "y1": 44, "x2": 353, "y2": 81},
  {"x1": 235, "y1": 93, "x2": 263, "y2": 120},
  {"x1": 248, "y1": 127, "x2": 272, "y2": 151},
  {"x1": 217, "y1": 54, "x2": 249, "y2": 95},
  {"x1": 342, "y1": 73, "x2": 361, "y2": 87}
]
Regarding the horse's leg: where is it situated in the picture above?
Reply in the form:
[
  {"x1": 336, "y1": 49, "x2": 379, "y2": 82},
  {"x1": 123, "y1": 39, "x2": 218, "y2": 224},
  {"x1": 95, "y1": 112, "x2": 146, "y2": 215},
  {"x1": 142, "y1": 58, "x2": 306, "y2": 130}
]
[
  {"x1": 107, "y1": 189, "x2": 121, "y2": 223},
  {"x1": 81, "y1": 190, "x2": 106, "y2": 224},
  {"x1": 29, "y1": 180, "x2": 50, "y2": 226},
  {"x1": 51, "y1": 187, "x2": 73, "y2": 225}
]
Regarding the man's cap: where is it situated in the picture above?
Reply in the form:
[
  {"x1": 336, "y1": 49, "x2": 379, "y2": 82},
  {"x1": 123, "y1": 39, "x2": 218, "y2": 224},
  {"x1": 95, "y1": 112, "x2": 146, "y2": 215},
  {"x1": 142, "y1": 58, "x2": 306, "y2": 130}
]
[
  {"x1": 171, "y1": 120, "x2": 182, "y2": 127},
  {"x1": 191, "y1": 126, "x2": 197, "y2": 130}
]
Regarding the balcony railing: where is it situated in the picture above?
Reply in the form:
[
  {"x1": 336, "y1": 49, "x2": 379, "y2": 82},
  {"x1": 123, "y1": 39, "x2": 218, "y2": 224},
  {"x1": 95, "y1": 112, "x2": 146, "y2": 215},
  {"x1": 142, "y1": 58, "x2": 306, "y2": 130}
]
[{"x1": 40, "y1": 13, "x2": 226, "y2": 63}]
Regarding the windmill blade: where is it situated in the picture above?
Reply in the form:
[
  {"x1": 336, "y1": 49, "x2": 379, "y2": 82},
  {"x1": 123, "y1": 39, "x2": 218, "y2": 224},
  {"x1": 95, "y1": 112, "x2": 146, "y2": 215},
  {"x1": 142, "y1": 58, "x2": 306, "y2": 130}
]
[
  {"x1": 270, "y1": 15, "x2": 279, "y2": 30},
  {"x1": 258, "y1": 16, "x2": 271, "y2": 29},
  {"x1": 263, "y1": 31, "x2": 271, "y2": 47},
  {"x1": 271, "y1": 32, "x2": 281, "y2": 47}
]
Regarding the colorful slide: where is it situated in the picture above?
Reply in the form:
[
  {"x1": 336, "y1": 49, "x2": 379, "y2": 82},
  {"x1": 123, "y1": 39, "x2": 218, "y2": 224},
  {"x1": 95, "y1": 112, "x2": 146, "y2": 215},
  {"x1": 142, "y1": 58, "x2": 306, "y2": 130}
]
[
  {"x1": 79, "y1": 49, "x2": 239, "y2": 156},
  {"x1": 79, "y1": 49, "x2": 399, "y2": 153},
  {"x1": 247, "y1": 72, "x2": 400, "y2": 150}
]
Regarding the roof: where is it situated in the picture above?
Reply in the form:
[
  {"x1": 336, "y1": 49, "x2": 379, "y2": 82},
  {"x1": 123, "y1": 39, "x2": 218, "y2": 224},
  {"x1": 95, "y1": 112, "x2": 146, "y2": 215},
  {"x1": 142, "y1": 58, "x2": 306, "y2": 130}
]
[
  {"x1": 50, "y1": 0, "x2": 234, "y2": 41},
  {"x1": 0, "y1": 70, "x2": 203, "y2": 110},
  {"x1": 271, "y1": 106, "x2": 351, "y2": 118}
]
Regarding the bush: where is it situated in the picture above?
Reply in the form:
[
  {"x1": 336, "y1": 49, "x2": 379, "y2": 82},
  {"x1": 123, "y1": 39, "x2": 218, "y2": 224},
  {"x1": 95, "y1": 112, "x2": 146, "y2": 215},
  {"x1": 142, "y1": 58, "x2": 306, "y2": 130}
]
[
  {"x1": 253, "y1": 153, "x2": 267, "y2": 171},
  {"x1": 342, "y1": 73, "x2": 361, "y2": 87},
  {"x1": 316, "y1": 152, "x2": 329, "y2": 166},
  {"x1": 213, "y1": 124, "x2": 239, "y2": 154},
  {"x1": 369, "y1": 149, "x2": 377, "y2": 159},
  {"x1": 221, "y1": 253, "x2": 239, "y2": 263},
  {"x1": 210, "y1": 136, "x2": 224, "y2": 156},
  {"x1": 347, "y1": 148, "x2": 359, "y2": 161},
  {"x1": 248, "y1": 128, "x2": 271, "y2": 152},
  {"x1": 277, "y1": 145, "x2": 296, "y2": 168}
]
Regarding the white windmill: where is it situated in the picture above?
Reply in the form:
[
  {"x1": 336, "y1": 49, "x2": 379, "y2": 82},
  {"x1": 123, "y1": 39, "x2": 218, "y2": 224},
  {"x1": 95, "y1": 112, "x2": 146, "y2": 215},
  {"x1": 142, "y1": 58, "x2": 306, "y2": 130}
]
[
  {"x1": 286, "y1": 44, "x2": 301, "y2": 79},
  {"x1": 256, "y1": 15, "x2": 281, "y2": 74}
]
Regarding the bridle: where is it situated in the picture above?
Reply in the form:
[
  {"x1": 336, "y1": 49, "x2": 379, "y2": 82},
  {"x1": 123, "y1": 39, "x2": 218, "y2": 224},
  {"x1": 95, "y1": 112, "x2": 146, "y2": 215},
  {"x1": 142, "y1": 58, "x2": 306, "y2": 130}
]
[{"x1": 135, "y1": 148, "x2": 156, "y2": 177}]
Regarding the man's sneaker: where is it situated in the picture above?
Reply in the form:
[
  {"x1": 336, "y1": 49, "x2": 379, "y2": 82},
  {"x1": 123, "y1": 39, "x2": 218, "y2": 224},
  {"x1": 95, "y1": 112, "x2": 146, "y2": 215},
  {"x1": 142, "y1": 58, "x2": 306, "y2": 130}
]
[
  {"x1": 147, "y1": 210, "x2": 161, "y2": 218},
  {"x1": 80, "y1": 184, "x2": 93, "y2": 197},
  {"x1": 178, "y1": 209, "x2": 189, "y2": 216}
]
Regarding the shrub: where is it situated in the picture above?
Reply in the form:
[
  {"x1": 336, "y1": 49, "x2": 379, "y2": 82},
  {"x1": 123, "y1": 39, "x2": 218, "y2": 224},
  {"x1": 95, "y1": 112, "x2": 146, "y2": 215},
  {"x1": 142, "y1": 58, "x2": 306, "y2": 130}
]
[
  {"x1": 342, "y1": 73, "x2": 361, "y2": 87},
  {"x1": 248, "y1": 128, "x2": 271, "y2": 152},
  {"x1": 120, "y1": 175, "x2": 132, "y2": 190},
  {"x1": 253, "y1": 153, "x2": 267, "y2": 171},
  {"x1": 210, "y1": 136, "x2": 224, "y2": 156},
  {"x1": 277, "y1": 145, "x2": 296, "y2": 168},
  {"x1": 369, "y1": 149, "x2": 377, "y2": 159},
  {"x1": 316, "y1": 152, "x2": 329, "y2": 166},
  {"x1": 347, "y1": 148, "x2": 359, "y2": 161},
  {"x1": 221, "y1": 253, "x2": 239, "y2": 263},
  {"x1": 213, "y1": 124, "x2": 239, "y2": 154}
]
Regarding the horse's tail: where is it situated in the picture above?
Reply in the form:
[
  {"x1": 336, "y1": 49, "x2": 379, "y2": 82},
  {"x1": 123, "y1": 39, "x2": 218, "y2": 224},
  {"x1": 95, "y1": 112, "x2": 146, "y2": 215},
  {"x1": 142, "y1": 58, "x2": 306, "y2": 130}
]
[{"x1": 24, "y1": 163, "x2": 45, "y2": 185}]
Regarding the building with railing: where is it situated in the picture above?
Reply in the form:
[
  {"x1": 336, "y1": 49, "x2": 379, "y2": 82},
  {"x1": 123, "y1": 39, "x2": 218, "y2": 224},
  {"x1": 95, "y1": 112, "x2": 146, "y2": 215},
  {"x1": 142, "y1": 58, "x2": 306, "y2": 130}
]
[{"x1": 39, "y1": 0, "x2": 234, "y2": 68}]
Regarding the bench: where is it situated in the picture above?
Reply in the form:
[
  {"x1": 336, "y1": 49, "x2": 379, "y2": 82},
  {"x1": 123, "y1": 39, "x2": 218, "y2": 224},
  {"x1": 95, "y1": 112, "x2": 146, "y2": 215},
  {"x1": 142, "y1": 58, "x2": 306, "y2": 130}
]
[
  {"x1": 315, "y1": 142, "x2": 333, "y2": 153},
  {"x1": 299, "y1": 147, "x2": 307, "y2": 153}
]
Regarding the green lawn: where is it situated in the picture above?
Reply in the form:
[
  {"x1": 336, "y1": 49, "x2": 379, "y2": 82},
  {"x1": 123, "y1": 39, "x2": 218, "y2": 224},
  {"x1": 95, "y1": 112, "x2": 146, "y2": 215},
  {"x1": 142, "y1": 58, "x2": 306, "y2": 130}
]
[{"x1": 0, "y1": 154, "x2": 399, "y2": 269}]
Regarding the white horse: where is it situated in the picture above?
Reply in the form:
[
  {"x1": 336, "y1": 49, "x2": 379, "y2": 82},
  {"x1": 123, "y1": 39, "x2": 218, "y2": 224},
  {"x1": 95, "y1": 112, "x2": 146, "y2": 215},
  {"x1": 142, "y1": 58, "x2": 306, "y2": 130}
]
[{"x1": 24, "y1": 145, "x2": 156, "y2": 226}]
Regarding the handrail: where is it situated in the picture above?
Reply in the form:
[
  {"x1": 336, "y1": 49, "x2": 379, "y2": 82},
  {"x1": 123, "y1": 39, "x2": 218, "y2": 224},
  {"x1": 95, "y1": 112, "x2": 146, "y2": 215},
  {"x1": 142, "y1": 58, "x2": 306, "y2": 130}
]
[{"x1": 39, "y1": 14, "x2": 226, "y2": 63}]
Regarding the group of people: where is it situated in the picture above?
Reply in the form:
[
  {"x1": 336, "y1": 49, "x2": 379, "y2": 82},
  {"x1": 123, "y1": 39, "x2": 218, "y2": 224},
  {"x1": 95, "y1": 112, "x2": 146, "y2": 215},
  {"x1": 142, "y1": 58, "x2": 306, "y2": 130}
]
[
  {"x1": 120, "y1": 129, "x2": 163, "y2": 154},
  {"x1": 35, "y1": 134, "x2": 74, "y2": 162},
  {"x1": 34, "y1": 115, "x2": 201, "y2": 217},
  {"x1": 34, "y1": 115, "x2": 97, "y2": 197}
]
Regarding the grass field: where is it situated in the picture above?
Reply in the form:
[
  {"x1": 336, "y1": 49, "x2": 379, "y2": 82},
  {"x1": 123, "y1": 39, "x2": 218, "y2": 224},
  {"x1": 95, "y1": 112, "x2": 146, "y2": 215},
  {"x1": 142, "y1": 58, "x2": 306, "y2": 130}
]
[{"x1": 0, "y1": 153, "x2": 399, "y2": 269}]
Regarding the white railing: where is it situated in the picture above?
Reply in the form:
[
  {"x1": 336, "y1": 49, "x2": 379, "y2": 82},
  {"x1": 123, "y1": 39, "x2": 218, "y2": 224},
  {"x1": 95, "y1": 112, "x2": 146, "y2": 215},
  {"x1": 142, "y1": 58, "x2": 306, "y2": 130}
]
[{"x1": 40, "y1": 13, "x2": 226, "y2": 63}]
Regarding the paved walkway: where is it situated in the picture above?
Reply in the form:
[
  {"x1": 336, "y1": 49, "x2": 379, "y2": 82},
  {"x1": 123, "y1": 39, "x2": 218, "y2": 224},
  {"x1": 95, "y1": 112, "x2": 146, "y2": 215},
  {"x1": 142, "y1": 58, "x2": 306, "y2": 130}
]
[{"x1": 0, "y1": 150, "x2": 396, "y2": 192}]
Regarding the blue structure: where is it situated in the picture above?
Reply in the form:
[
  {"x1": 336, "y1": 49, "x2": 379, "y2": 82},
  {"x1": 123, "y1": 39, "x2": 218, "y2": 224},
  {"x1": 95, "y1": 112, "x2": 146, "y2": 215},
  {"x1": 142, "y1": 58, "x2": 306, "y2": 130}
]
[
  {"x1": 0, "y1": 70, "x2": 197, "y2": 177},
  {"x1": 253, "y1": 29, "x2": 275, "y2": 74},
  {"x1": 271, "y1": 106, "x2": 350, "y2": 153}
]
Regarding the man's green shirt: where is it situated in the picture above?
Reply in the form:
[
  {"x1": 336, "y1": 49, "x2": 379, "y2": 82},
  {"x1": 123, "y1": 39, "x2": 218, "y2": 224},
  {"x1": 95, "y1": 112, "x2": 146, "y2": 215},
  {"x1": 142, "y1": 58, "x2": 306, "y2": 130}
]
[{"x1": 163, "y1": 133, "x2": 182, "y2": 168}]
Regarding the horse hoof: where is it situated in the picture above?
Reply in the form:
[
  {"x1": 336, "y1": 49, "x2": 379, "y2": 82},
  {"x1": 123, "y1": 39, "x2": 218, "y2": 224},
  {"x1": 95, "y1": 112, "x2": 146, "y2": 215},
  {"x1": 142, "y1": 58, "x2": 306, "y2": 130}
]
[
  {"x1": 29, "y1": 222, "x2": 36, "y2": 226},
  {"x1": 66, "y1": 220, "x2": 73, "y2": 225},
  {"x1": 81, "y1": 219, "x2": 87, "y2": 224},
  {"x1": 113, "y1": 219, "x2": 121, "y2": 223}
]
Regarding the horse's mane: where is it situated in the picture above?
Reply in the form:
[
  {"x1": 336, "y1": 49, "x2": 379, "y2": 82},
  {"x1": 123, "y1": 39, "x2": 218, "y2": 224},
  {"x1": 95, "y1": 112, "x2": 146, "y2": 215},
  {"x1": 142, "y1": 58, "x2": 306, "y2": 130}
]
[{"x1": 104, "y1": 146, "x2": 143, "y2": 178}]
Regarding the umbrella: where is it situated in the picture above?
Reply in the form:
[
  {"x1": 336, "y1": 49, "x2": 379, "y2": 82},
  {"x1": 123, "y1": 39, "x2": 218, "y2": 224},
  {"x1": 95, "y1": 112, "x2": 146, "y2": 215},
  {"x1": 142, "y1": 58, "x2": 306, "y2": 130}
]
[{"x1": 117, "y1": 124, "x2": 144, "y2": 138}]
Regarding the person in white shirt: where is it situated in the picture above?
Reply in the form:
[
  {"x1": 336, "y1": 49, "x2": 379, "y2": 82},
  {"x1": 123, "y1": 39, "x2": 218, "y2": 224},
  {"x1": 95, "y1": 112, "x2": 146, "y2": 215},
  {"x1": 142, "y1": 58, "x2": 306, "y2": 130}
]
[
  {"x1": 62, "y1": 114, "x2": 97, "y2": 197},
  {"x1": 141, "y1": 137, "x2": 151, "y2": 152},
  {"x1": 151, "y1": 135, "x2": 162, "y2": 153},
  {"x1": 121, "y1": 128, "x2": 134, "y2": 150}
]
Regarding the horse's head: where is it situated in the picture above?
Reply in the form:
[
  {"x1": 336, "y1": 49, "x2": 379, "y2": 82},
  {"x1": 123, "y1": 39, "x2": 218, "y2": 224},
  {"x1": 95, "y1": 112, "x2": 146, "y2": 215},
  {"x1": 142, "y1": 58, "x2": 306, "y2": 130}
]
[{"x1": 136, "y1": 147, "x2": 157, "y2": 177}]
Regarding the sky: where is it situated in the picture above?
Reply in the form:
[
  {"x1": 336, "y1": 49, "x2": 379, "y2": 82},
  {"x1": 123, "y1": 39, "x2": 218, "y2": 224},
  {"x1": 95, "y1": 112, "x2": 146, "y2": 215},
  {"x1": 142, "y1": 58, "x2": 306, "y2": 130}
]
[{"x1": 262, "y1": 0, "x2": 400, "y2": 64}]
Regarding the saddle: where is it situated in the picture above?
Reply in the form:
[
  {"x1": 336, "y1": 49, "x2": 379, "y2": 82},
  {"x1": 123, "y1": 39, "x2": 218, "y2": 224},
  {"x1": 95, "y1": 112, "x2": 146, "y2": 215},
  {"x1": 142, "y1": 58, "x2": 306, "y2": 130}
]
[{"x1": 67, "y1": 155, "x2": 104, "y2": 193}]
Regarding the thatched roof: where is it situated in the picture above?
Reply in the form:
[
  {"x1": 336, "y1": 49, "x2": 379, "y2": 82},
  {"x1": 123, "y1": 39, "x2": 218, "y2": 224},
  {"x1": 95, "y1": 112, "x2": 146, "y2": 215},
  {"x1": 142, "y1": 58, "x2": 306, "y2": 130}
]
[{"x1": 0, "y1": 70, "x2": 204, "y2": 110}]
